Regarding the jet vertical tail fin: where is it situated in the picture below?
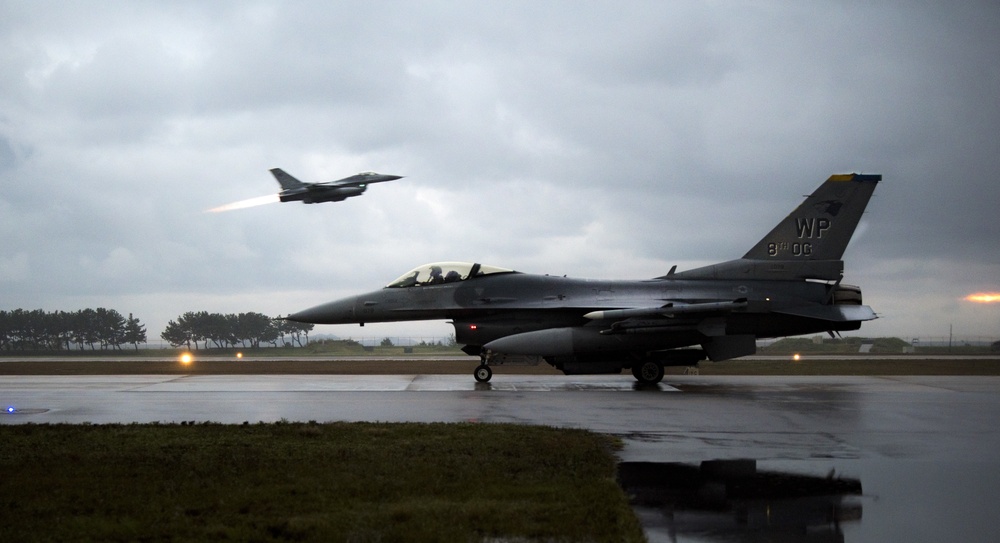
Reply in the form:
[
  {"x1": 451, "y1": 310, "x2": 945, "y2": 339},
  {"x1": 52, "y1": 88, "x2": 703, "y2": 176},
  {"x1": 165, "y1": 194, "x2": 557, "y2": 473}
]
[
  {"x1": 670, "y1": 173, "x2": 879, "y2": 281},
  {"x1": 743, "y1": 173, "x2": 880, "y2": 261},
  {"x1": 269, "y1": 168, "x2": 307, "y2": 190}
]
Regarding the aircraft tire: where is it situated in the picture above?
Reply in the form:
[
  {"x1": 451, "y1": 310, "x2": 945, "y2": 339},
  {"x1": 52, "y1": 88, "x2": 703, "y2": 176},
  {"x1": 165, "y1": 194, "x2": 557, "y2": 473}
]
[
  {"x1": 474, "y1": 364, "x2": 493, "y2": 383},
  {"x1": 634, "y1": 361, "x2": 664, "y2": 385}
]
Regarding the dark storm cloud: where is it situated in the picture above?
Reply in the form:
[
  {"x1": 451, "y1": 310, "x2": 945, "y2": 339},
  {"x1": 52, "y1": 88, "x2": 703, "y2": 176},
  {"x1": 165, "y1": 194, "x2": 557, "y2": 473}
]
[{"x1": 1, "y1": 1, "x2": 998, "y2": 338}]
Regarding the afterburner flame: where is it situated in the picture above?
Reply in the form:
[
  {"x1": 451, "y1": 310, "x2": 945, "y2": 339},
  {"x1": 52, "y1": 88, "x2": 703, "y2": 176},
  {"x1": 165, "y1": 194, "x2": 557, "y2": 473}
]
[
  {"x1": 965, "y1": 293, "x2": 1000, "y2": 303},
  {"x1": 207, "y1": 194, "x2": 280, "y2": 212}
]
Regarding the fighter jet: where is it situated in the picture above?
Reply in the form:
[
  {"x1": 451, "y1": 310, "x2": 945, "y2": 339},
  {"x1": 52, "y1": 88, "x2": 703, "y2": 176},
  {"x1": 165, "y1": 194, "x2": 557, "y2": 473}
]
[
  {"x1": 286, "y1": 173, "x2": 880, "y2": 384},
  {"x1": 271, "y1": 169, "x2": 402, "y2": 204}
]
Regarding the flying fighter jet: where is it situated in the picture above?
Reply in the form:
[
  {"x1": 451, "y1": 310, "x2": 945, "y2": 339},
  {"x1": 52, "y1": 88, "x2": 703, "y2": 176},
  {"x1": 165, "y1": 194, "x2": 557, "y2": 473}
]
[
  {"x1": 271, "y1": 169, "x2": 403, "y2": 204},
  {"x1": 286, "y1": 173, "x2": 880, "y2": 384}
]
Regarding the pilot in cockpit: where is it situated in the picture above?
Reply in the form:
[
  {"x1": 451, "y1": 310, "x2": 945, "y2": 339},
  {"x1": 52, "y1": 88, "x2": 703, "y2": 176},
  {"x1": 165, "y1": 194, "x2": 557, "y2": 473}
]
[{"x1": 427, "y1": 266, "x2": 444, "y2": 284}]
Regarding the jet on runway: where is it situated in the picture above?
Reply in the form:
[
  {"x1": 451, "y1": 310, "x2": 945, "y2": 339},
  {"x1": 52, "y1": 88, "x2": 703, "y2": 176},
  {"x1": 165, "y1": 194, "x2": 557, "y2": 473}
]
[
  {"x1": 271, "y1": 169, "x2": 402, "y2": 204},
  {"x1": 287, "y1": 173, "x2": 880, "y2": 384}
]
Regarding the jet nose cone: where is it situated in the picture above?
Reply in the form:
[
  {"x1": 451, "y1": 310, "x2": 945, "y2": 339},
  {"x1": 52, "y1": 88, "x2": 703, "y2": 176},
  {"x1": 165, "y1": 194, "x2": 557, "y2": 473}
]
[
  {"x1": 361, "y1": 172, "x2": 402, "y2": 182},
  {"x1": 287, "y1": 297, "x2": 358, "y2": 324}
]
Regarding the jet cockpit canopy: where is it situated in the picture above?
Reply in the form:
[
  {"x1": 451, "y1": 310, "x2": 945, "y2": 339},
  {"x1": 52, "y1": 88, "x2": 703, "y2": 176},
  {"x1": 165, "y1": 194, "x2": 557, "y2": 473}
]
[{"x1": 386, "y1": 262, "x2": 515, "y2": 288}]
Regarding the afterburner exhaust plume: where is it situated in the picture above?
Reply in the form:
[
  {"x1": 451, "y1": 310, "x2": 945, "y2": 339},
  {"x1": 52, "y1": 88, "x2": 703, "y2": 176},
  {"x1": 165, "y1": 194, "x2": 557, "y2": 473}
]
[
  {"x1": 964, "y1": 292, "x2": 1000, "y2": 303},
  {"x1": 207, "y1": 194, "x2": 280, "y2": 213}
]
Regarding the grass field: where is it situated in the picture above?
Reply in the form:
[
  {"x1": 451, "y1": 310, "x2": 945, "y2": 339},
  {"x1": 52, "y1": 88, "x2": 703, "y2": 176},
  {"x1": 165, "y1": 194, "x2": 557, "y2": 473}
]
[{"x1": 0, "y1": 422, "x2": 645, "y2": 542}]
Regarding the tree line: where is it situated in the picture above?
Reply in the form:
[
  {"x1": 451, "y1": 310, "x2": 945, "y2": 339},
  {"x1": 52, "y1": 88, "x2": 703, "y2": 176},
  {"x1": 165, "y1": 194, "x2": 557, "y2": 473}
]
[
  {"x1": 160, "y1": 311, "x2": 313, "y2": 350},
  {"x1": 1, "y1": 308, "x2": 314, "y2": 352},
  {"x1": 0, "y1": 308, "x2": 147, "y2": 351}
]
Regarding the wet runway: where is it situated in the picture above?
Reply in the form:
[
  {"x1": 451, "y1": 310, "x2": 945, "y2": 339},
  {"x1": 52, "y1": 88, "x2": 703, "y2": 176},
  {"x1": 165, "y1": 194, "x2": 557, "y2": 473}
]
[{"x1": 4, "y1": 373, "x2": 1000, "y2": 542}]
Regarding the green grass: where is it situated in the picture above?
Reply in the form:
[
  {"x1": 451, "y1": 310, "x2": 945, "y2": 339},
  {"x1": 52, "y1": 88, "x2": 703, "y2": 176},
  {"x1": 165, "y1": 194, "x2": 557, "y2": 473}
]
[{"x1": 0, "y1": 422, "x2": 644, "y2": 542}]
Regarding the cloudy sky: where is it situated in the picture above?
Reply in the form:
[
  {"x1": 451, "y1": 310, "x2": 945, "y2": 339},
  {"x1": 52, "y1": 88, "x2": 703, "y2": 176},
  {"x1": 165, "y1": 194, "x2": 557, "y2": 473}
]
[{"x1": 2, "y1": 1, "x2": 998, "y2": 343}]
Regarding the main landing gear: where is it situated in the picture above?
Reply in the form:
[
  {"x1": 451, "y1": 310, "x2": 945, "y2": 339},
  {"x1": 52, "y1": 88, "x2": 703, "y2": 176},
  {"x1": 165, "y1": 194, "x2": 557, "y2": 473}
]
[
  {"x1": 474, "y1": 363, "x2": 493, "y2": 383},
  {"x1": 631, "y1": 361, "x2": 665, "y2": 385}
]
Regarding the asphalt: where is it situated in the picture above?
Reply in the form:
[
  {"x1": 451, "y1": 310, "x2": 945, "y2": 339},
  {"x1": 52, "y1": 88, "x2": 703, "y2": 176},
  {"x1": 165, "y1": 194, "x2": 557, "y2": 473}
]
[{"x1": 4, "y1": 373, "x2": 999, "y2": 542}]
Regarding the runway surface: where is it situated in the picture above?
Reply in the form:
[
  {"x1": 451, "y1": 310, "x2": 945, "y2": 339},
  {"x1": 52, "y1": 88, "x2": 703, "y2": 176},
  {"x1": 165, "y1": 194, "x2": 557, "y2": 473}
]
[
  {"x1": 3, "y1": 353, "x2": 997, "y2": 363},
  {"x1": 4, "y1": 373, "x2": 1000, "y2": 542}
]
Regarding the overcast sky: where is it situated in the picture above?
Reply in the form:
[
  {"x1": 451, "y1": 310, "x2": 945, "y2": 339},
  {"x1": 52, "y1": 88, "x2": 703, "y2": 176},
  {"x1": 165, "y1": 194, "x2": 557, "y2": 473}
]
[{"x1": 2, "y1": 1, "x2": 998, "y2": 343}]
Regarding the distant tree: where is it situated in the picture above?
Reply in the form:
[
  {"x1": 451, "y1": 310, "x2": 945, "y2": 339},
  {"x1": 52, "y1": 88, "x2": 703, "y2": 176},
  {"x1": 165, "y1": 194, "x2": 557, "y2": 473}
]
[
  {"x1": 161, "y1": 319, "x2": 192, "y2": 349},
  {"x1": 93, "y1": 308, "x2": 126, "y2": 350},
  {"x1": 0, "y1": 310, "x2": 10, "y2": 351},
  {"x1": 4, "y1": 309, "x2": 24, "y2": 349},
  {"x1": 279, "y1": 318, "x2": 314, "y2": 347},
  {"x1": 0, "y1": 308, "x2": 140, "y2": 352},
  {"x1": 124, "y1": 313, "x2": 147, "y2": 350},
  {"x1": 199, "y1": 312, "x2": 232, "y2": 349},
  {"x1": 226, "y1": 313, "x2": 243, "y2": 347},
  {"x1": 260, "y1": 315, "x2": 281, "y2": 347},
  {"x1": 300, "y1": 321, "x2": 313, "y2": 346},
  {"x1": 234, "y1": 312, "x2": 278, "y2": 348},
  {"x1": 50, "y1": 311, "x2": 74, "y2": 350},
  {"x1": 161, "y1": 310, "x2": 290, "y2": 350},
  {"x1": 15, "y1": 309, "x2": 45, "y2": 349},
  {"x1": 177, "y1": 311, "x2": 209, "y2": 349},
  {"x1": 380, "y1": 337, "x2": 395, "y2": 347},
  {"x1": 74, "y1": 308, "x2": 101, "y2": 350}
]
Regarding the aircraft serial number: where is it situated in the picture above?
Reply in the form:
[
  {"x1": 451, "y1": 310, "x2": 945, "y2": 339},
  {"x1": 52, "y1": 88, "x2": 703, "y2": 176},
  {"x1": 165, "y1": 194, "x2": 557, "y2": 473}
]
[{"x1": 767, "y1": 242, "x2": 812, "y2": 257}]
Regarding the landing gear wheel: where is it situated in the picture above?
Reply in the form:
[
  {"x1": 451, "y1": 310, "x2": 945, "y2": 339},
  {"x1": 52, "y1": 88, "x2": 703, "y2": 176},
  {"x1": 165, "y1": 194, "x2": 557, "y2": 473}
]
[
  {"x1": 634, "y1": 361, "x2": 664, "y2": 385},
  {"x1": 474, "y1": 364, "x2": 493, "y2": 383}
]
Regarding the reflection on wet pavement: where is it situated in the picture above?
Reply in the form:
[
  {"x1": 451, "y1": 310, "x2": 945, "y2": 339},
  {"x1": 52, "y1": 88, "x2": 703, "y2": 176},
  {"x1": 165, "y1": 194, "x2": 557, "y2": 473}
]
[{"x1": 619, "y1": 460, "x2": 862, "y2": 542}]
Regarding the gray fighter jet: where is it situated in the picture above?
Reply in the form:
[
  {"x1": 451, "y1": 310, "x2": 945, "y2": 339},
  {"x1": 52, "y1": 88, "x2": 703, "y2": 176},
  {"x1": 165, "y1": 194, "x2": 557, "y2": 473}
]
[
  {"x1": 271, "y1": 169, "x2": 402, "y2": 204},
  {"x1": 287, "y1": 173, "x2": 880, "y2": 384}
]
